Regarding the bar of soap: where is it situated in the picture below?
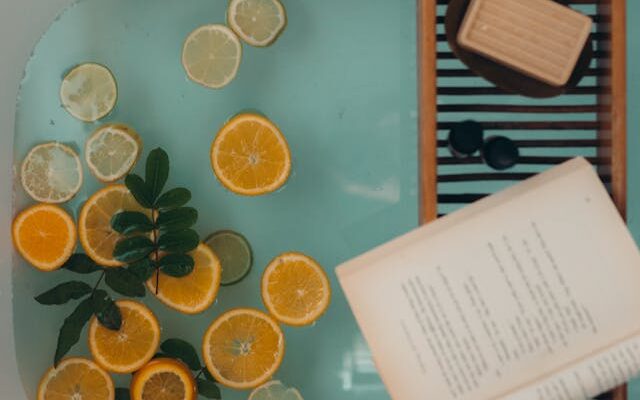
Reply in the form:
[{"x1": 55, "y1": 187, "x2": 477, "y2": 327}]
[{"x1": 457, "y1": 0, "x2": 593, "y2": 87}]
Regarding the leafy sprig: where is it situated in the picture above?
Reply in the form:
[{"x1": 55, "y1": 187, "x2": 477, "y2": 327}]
[
  {"x1": 112, "y1": 148, "x2": 199, "y2": 293},
  {"x1": 35, "y1": 255, "x2": 123, "y2": 366}
]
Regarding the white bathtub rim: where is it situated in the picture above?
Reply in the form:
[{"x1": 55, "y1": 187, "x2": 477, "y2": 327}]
[{"x1": 0, "y1": 0, "x2": 74, "y2": 397}]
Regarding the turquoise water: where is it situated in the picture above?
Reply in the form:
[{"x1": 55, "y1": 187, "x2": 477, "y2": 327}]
[{"x1": 12, "y1": 0, "x2": 417, "y2": 398}]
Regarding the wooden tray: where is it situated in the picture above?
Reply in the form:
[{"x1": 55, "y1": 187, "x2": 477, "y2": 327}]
[{"x1": 418, "y1": 0, "x2": 628, "y2": 398}]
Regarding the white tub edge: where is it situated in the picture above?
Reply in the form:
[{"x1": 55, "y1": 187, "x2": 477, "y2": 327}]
[{"x1": 0, "y1": 0, "x2": 73, "y2": 397}]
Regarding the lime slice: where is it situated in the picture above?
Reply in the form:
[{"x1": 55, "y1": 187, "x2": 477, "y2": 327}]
[
  {"x1": 60, "y1": 63, "x2": 117, "y2": 122},
  {"x1": 20, "y1": 142, "x2": 83, "y2": 203},
  {"x1": 249, "y1": 381, "x2": 303, "y2": 400},
  {"x1": 182, "y1": 25, "x2": 242, "y2": 89},
  {"x1": 205, "y1": 230, "x2": 252, "y2": 285},
  {"x1": 85, "y1": 123, "x2": 142, "y2": 183},
  {"x1": 227, "y1": 0, "x2": 287, "y2": 47}
]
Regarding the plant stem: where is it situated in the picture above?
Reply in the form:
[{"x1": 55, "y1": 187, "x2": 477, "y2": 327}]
[
  {"x1": 152, "y1": 209, "x2": 160, "y2": 295},
  {"x1": 195, "y1": 368, "x2": 205, "y2": 380},
  {"x1": 91, "y1": 270, "x2": 106, "y2": 297}
]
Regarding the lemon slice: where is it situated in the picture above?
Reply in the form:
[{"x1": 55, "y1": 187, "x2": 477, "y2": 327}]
[
  {"x1": 249, "y1": 381, "x2": 303, "y2": 400},
  {"x1": 60, "y1": 63, "x2": 117, "y2": 122},
  {"x1": 21, "y1": 142, "x2": 83, "y2": 203},
  {"x1": 37, "y1": 358, "x2": 114, "y2": 400},
  {"x1": 227, "y1": 0, "x2": 287, "y2": 47},
  {"x1": 86, "y1": 123, "x2": 142, "y2": 183},
  {"x1": 261, "y1": 252, "x2": 331, "y2": 326},
  {"x1": 182, "y1": 25, "x2": 242, "y2": 89}
]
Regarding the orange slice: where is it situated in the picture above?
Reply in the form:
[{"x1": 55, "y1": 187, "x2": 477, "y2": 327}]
[
  {"x1": 37, "y1": 357, "x2": 114, "y2": 400},
  {"x1": 210, "y1": 113, "x2": 291, "y2": 196},
  {"x1": 88, "y1": 300, "x2": 161, "y2": 374},
  {"x1": 12, "y1": 204, "x2": 76, "y2": 271},
  {"x1": 147, "y1": 243, "x2": 222, "y2": 314},
  {"x1": 78, "y1": 185, "x2": 145, "y2": 267},
  {"x1": 261, "y1": 252, "x2": 331, "y2": 326},
  {"x1": 130, "y1": 358, "x2": 196, "y2": 400},
  {"x1": 202, "y1": 308, "x2": 285, "y2": 389}
]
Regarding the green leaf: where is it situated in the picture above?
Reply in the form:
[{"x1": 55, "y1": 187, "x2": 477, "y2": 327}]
[
  {"x1": 160, "y1": 339, "x2": 202, "y2": 370},
  {"x1": 125, "y1": 174, "x2": 153, "y2": 208},
  {"x1": 111, "y1": 211, "x2": 154, "y2": 235},
  {"x1": 128, "y1": 258, "x2": 156, "y2": 281},
  {"x1": 105, "y1": 268, "x2": 146, "y2": 297},
  {"x1": 54, "y1": 296, "x2": 94, "y2": 366},
  {"x1": 203, "y1": 368, "x2": 216, "y2": 382},
  {"x1": 157, "y1": 207, "x2": 198, "y2": 233},
  {"x1": 197, "y1": 379, "x2": 221, "y2": 399},
  {"x1": 113, "y1": 236, "x2": 154, "y2": 263},
  {"x1": 158, "y1": 229, "x2": 199, "y2": 253},
  {"x1": 92, "y1": 290, "x2": 122, "y2": 331},
  {"x1": 158, "y1": 254, "x2": 194, "y2": 277},
  {"x1": 146, "y1": 148, "x2": 170, "y2": 203},
  {"x1": 115, "y1": 388, "x2": 131, "y2": 400},
  {"x1": 35, "y1": 281, "x2": 92, "y2": 305},
  {"x1": 63, "y1": 254, "x2": 103, "y2": 274},
  {"x1": 156, "y1": 188, "x2": 191, "y2": 209}
]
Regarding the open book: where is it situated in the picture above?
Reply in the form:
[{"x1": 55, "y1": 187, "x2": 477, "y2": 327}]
[{"x1": 336, "y1": 158, "x2": 640, "y2": 400}]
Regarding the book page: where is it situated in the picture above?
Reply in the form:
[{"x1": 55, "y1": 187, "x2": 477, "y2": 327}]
[{"x1": 336, "y1": 158, "x2": 640, "y2": 400}]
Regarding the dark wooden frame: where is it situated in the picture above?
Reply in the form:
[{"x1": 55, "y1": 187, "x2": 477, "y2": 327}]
[{"x1": 418, "y1": 0, "x2": 628, "y2": 398}]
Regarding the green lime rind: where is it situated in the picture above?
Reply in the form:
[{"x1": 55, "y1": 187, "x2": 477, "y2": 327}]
[{"x1": 205, "y1": 230, "x2": 253, "y2": 286}]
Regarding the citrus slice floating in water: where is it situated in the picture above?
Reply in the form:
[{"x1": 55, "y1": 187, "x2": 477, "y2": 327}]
[
  {"x1": 227, "y1": 0, "x2": 287, "y2": 47},
  {"x1": 182, "y1": 25, "x2": 242, "y2": 89},
  {"x1": 12, "y1": 204, "x2": 77, "y2": 272},
  {"x1": 147, "y1": 243, "x2": 222, "y2": 314},
  {"x1": 249, "y1": 380, "x2": 304, "y2": 400},
  {"x1": 202, "y1": 308, "x2": 285, "y2": 390},
  {"x1": 130, "y1": 358, "x2": 197, "y2": 400},
  {"x1": 211, "y1": 113, "x2": 291, "y2": 196},
  {"x1": 88, "y1": 300, "x2": 161, "y2": 374},
  {"x1": 261, "y1": 252, "x2": 331, "y2": 326},
  {"x1": 205, "y1": 230, "x2": 252, "y2": 285},
  {"x1": 60, "y1": 63, "x2": 117, "y2": 122},
  {"x1": 37, "y1": 357, "x2": 114, "y2": 400},
  {"x1": 78, "y1": 184, "x2": 146, "y2": 267},
  {"x1": 21, "y1": 142, "x2": 83, "y2": 204},
  {"x1": 86, "y1": 124, "x2": 142, "y2": 183}
]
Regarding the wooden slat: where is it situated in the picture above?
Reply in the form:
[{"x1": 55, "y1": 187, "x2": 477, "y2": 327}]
[
  {"x1": 437, "y1": 68, "x2": 608, "y2": 77},
  {"x1": 439, "y1": 173, "x2": 535, "y2": 182},
  {"x1": 437, "y1": 104, "x2": 599, "y2": 113},
  {"x1": 436, "y1": 0, "x2": 601, "y2": 4},
  {"x1": 437, "y1": 121, "x2": 599, "y2": 130},
  {"x1": 438, "y1": 86, "x2": 602, "y2": 95},
  {"x1": 436, "y1": 139, "x2": 600, "y2": 147},
  {"x1": 437, "y1": 14, "x2": 603, "y2": 24},
  {"x1": 436, "y1": 32, "x2": 607, "y2": 42},
  {"x1": 437, "y1": 156, "x2": 606, "y2": 165},
  {"x1": 438, "y1": 172, "x2": 612, "y2": 182},
  {"x1": 438, "y1": 193, "x2": 488, "y2": 203},
  {"x1": 419, "y1": 0, "x2": 438, "y2": 224},
  {"x1": 438, "y1": 50, "x2": 609, "y2": 59}
]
